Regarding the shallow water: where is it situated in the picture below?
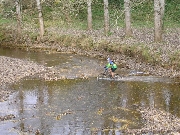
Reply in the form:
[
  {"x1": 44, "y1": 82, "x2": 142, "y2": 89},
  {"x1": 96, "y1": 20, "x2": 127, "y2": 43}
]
[{"x1": 0, "y1": 47, "x2": 179, "y2": 135}]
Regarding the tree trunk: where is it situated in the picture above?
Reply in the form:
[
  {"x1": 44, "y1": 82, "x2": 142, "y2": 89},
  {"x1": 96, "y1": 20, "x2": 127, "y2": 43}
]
[
  {"x1": 124, "y1": 0, "x2": 132, "y2": 37},
  {"x1": 160, "y1": 0, "x2": 165, "y2": 17},
  {"x1": 36, "y1": 0, "x2": 44, "y2": 39},
  {"x1": 160, "y1": 0, "x2": 165, "y2": 33},
  {"x1": 103, "y1": 0, "x2": 109, "y2": 36},
  {"x1": 15, "y1": 0, "x2": 21, "y2": 36},
  {"x1": 87, "y1": 0, "x2": 92, "y2": 30},
  {"x1": 154, "y1": 0, "x2": 165, "y2": 42}
]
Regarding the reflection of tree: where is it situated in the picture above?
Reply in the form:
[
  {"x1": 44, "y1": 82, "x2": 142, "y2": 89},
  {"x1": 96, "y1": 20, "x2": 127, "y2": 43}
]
[
  {"x1": 14, "y1": 77, "x2": 180, "y2": 134},
  {"x1": 126, "y1": 81, "x2": 180, "y2": 117},
  {"x1": 17, "y1": 80, "x2": 53, "y2": 134},
  {"x1": 161, "y1": 84, "x2": 180, "y2": 116},
  {"x1": 148, "y1": 92, "x2": 155, "y2": 108},
  {"x1": 127, "y1": 82, "x2": 156, "y2": 108},
  {"x1": 38, "y1": 81, "x2": 44, "y2": 133},
  {"x1": 19, "y1": 86, "x2": 24, "y2": 132},
  {"x1": 37, "y1": 81, "x2": 51, "y2": 134},
  {"x1": 163, "y1": 89, "x2": 171, "y2": 112},
  {"x1": 125, "y1": 82, "x2": 145, "y2": 106},
  {"x1": 100, "y1": 82, "x2": 130, "y2": 134}
]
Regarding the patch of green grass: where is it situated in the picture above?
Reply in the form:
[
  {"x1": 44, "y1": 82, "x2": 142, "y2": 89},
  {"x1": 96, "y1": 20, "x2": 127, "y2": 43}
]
[
  {"x1": 0, "y1": 17, "x2": 13, "y2": 25},
  {"x1": 132, "y1": 21, "x2": 154, "y2": 28},
  {"x1": 54, "y1": 34, "x2": 94, "y2": 50},
  {"x1": 164, "y1": 20, "x2": 180, "y2": 28},
  {"x1": 118, "y1": 43, "x2": 162, "y2": 65},
  {"x1": 45, "y1": 19, "x2": 65, "y2": 28}
]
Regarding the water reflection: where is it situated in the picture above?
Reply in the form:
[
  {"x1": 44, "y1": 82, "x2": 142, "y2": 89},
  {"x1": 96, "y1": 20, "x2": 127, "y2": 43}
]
[
  {"x1": 163, "y1": 89, "x2": 171, "y2": 112},
  {"x1": 148, "y1": 92, "x2": 155, "y2": 108},
  {"x1": 0, "y1": 77, "x2": 179, "y2": 134}
]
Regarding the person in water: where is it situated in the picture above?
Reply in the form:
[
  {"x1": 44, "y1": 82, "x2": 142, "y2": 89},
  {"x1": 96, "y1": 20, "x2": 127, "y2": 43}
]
[{"x1": 104, "y1": 58, "x2": 117, "y2": 78}]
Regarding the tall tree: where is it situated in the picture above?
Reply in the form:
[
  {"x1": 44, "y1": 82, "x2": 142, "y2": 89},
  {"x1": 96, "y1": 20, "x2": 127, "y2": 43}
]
[
  {"x1": 154, "y1": 0, "x2": 165, "y2": 42},
  {"x1": 87, "y1": 0, "x2": 92, "y2": 30},
  {"x1": 36, "y1": 0, "x2": 44, "y2": 39},
  {"x1": 103, "y1": 0, "x2": 110, "y2": 36},
  {"x1": 124, "y1": 0, "x2": 132, "y2": 37},
  {"x1": 15, "y1": 0, "x2": 22, "y2": 36}
]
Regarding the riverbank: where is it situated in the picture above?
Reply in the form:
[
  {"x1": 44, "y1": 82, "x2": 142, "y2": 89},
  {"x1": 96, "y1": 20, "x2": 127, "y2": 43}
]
[
  {"x1": 1, "y1": 26, "x2": 180, "y2": 78},
  {"x1": 2, "y1": 42, "x2": 180, "y2": 78}
]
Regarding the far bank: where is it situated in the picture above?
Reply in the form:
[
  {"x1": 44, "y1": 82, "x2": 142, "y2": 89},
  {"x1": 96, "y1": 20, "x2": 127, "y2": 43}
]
[{"x1": 0, "y1": 26, "x2": 180, "y2": 78}]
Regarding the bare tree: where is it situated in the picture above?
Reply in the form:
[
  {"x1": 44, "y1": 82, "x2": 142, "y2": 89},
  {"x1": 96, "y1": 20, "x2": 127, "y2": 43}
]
[
  {"x1": 154, "y1": 0, "x2": 165, "y2": 42},
  {"x1": 15, "y1": 0, "x2": 22, "y2": 36},
  {"x1": 124, "y1": 0, "x2": 132, "y2": 37},
  {"x1": 87, "y1": 0, "x2": 92, "y2": 30},
  {"x1": 103, "y1": 0, "x2": 109, "y2": 36},
  {"x1": 36, "y1": 0, "x2": 44, "y2": 39}
]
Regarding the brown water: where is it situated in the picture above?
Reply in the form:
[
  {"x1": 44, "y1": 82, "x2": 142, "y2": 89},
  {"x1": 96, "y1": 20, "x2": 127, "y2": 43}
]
[{"x1": 0, "y1": 47, "x2": 179, "y2": 135}]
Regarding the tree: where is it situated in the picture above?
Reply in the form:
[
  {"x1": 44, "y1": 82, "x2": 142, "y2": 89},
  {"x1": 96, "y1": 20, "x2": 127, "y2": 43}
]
[
  {"x1": 87, "y1": 0, "x2": 92, "y2": 30},
  {"x1": 103, "y1": 0, "x2": 110, "y2": 36},
  {"x1": 36, "y1": 0, "x2": 44, "y2": 39},
  {"x1": 124, "y1": 0, "x2": 132, "y2": 37},
  {"x1": 15, "y1": 0, "x2": 22, "y2": 36},
  {"x1": 154, "y1": 0, "x2": 165, "y2": 42}
]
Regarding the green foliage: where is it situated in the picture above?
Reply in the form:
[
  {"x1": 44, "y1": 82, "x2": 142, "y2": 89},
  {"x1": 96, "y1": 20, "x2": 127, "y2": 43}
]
[
  {"x1": 109, "y1": 0, "x2": 124, "y2": 7},
  {"x1": 164, "y1": 0, "x2": 180, "y2": 27},
  {"x1": 0, "y1": 17, "x2": 12, "y2": 25},
  {"x1": 131, "y1": 0, "x2": 154, "y2": 27}
]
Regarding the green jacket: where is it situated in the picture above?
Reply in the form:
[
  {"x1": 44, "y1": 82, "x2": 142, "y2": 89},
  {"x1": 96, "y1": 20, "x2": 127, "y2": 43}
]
[
  {"x1": 112, "y1": 63, "x2": 117, "y2": 69},
  {"x1": 106, "y1": 62, "x2": 117, "y2": 69},
  {"x1": 106, "y1": 63, "x2": 111, "y2": 68}
]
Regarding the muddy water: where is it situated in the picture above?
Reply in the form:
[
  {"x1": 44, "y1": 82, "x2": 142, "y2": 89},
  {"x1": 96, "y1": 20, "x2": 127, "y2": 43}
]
[{"x1": 0, "y1": 47, "x2": 179, "y2": 135}]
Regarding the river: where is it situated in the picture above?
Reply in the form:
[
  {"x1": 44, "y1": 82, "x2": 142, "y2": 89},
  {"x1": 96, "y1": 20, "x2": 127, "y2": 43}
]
[{"x1": 0, "y1": 47, "x2": 179, "y2": 135}]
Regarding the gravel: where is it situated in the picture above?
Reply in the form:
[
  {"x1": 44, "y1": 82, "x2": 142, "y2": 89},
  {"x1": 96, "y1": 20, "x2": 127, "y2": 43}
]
[
  {"x1": 125, "y1": 107, "x2": 180, "y2": 135},
  {"x1": 0, "y1": 56, "x2": 46, "y2": 102}
]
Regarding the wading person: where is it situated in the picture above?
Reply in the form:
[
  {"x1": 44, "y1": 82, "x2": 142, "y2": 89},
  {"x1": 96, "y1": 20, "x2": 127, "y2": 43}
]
[{"x1": 104, "y1": 58, "x2": 117, "y2": 78}]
